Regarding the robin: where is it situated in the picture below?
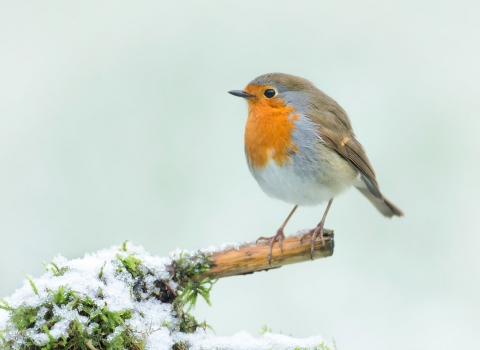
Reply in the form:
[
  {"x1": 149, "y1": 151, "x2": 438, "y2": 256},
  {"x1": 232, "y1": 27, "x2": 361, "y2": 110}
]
[{"x1": 229, "y1": 73, "x2": 403, "y2": 264}]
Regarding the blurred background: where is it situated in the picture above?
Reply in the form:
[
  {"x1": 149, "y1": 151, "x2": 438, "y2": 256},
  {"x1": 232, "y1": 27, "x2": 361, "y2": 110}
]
[{"x1": 1, "y1": 1, "x2": 479, "y2": 349}]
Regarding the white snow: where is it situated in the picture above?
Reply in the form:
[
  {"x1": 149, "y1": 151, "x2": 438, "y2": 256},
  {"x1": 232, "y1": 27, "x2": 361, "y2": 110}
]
[
  {"x1": 179, "y1": 330, "x2": 327, "y2": 350},
  {"x1": 0, "y1": 242, "x2": 330, "y2": 350}
]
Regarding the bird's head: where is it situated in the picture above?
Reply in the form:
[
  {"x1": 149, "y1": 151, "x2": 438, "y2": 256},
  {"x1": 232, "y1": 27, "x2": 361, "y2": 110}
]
[{"x1": 228, "y1": 73, "x2": 316, "y2": 112}]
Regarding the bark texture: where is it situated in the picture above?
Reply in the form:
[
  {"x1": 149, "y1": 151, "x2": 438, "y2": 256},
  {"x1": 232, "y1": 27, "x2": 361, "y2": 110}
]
[{"x1": 198, "y1": 230, "x2": 334, "y2": 280}]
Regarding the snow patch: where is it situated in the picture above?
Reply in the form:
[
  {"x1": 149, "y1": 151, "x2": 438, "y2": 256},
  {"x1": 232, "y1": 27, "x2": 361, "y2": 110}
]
[{"x1": 0, "y1": 242, "x2": 330, "y2": 350}]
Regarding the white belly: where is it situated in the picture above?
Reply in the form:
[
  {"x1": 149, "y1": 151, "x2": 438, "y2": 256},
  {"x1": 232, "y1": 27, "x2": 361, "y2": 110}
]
[{"x1": 248, "y1": 142, "x2": 358, "y2": 206}]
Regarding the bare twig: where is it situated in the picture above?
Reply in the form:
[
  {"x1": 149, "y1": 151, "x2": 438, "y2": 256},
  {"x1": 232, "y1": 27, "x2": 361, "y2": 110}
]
[{"x1": 197, "y1": 230, "x2": 334, "y2": 280}]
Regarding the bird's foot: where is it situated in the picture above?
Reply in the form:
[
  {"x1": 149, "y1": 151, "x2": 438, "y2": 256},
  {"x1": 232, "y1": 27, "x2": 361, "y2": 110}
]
[
  {"x1": 299, "y1": 223, "x2": 325, "y2": 260},
  {"x1": 256, "y1": 228, "x2": 286, "y2": 266}
]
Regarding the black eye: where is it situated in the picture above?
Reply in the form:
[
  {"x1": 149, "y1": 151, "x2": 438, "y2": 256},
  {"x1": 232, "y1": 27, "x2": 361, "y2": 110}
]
[{"x1": 264, "y1": 89, "x2": 276, "y2": 98}]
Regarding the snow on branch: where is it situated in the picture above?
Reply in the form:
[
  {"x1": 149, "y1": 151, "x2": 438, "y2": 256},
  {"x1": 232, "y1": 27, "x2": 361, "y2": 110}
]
[{"x1": 0, "y1": 232, "x2": 335, "y2": 350}]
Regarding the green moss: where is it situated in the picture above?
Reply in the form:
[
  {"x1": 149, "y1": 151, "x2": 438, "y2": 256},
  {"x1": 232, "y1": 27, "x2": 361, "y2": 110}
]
[
  {"x1": 116, "y1": 253, "x2": 144, "y2": 278},
  {"x1": 0, "y1": 298, "x2": 13, "y2": 311},
  {"x1": 9, "y1": 304, "x2": 38, "y2": 331},
  {"x1": 121, "y1": 240, "x2": 129, "y2": 252},
  {"x1": 0, "y1": 244, "x2": 220, "y2": 349},
  {"x1": 176, "y1": 276, "x2": 215, "y2": 312},
  {"x1": 170, "y1": 251, "x2": 215, "y2": 333},
  {"x1": 22, "y1": 273, "x2": 39, "y2": 296},
  {"x1": 42, "y1": 261, "x2": 68, "y2": 277},
  {"x1": 258, "y1": 324, "x2": 273, "y2": 335},
  {"x1": 0, "y1": 330, "x2": 7, "y2": 345},
  {"x1": 98, "y1": 261, "x2": 107, "y2": 280},
  {"x1": 171, "y1": 251, "x2": 214, "y2": 309},
  {"x1": 172, "y1": 340, "x2": 189, "y2": 350},
  {"x1": 172, "y1": 251, "x2": 212, "y2": 280},
  {"x1": 1, "y1": 283, "x2": 144, "y2": 350}
]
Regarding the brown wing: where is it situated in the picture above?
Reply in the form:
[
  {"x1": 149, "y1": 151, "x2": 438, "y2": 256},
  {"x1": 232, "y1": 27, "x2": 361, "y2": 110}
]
[{"x1": 319, "y1": 127, "x2": 383, "y2": 200}]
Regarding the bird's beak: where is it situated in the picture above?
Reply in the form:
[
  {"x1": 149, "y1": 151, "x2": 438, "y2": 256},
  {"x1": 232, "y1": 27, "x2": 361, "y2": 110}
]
[{"x1": 228, "y1": 90, "x2": 254, "y2": 98}]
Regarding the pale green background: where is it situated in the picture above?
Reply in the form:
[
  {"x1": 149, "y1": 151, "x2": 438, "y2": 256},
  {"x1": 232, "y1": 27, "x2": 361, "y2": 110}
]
[{"x1": 1, "y1": 1, "x2": 479, "y2": 349}]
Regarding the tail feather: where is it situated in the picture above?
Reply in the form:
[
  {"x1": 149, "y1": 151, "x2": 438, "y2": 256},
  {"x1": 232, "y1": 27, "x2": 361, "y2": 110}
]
[{"x1": 356, "y1": 186, "x2": 404, "y2": 218}]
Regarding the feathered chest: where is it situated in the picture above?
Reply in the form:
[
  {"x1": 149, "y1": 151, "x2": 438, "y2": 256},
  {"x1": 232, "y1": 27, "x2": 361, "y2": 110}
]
[{"x1": 244, "y1": 103, "x2": 299, "y2": 169}]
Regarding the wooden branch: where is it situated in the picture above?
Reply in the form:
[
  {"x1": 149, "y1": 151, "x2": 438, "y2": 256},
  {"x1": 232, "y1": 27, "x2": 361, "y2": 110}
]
[{"x1": 198, "y1": 230, "x2": 334, "y2": 280}]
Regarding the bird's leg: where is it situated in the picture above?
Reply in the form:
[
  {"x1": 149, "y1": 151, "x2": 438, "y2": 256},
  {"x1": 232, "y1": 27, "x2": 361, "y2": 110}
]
[
  {"x1": 256, "y1": 205, "x2": 298, "y2": 265},
  {"x1": 300, "y1": 198, "x2": 334, "y2": 259}
]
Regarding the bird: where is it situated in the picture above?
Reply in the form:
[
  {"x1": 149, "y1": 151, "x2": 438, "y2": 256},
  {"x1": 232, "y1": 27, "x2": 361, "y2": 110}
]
[{"x1": 228, "y1": 73, "x2": 403, "y2": 264}]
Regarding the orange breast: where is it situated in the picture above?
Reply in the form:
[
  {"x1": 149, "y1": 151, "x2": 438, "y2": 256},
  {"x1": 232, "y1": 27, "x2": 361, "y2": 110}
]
[{"x1": 244, "y1": 99, "x2": 298, "y2": 169}]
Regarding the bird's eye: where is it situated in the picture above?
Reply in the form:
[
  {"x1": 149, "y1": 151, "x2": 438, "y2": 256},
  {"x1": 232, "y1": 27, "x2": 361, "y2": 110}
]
[{"x1": 264, "y1": 89, "x2": 276, "y2": 98}]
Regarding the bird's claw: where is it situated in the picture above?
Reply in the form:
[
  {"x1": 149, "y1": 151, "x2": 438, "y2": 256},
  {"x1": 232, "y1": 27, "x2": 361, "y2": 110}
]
[
  {"x1": 300, "y1": 224, "x2": 325, "y2": 260},
  {"x1": 256, "y1": 228, "x2": 285, "y2": 266}
]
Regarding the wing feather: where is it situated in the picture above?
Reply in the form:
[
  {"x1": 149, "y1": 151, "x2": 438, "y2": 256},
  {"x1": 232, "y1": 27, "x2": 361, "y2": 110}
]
[{"x1": 319, "y1": 127, "x2": 383, "y2": 200}]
